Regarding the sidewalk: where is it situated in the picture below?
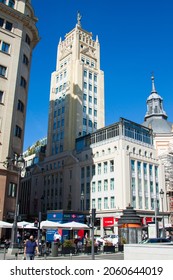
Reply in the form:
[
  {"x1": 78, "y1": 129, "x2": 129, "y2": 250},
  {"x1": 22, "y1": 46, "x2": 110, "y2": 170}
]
[{"x1": 0, "y1": 249, "x2": 124, "y2": 260}]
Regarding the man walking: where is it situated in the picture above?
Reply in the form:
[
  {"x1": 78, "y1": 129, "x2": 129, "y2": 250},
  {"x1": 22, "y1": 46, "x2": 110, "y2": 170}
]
[{"x1": 24, "y1": 235, "x2": 39, "y2": 260}]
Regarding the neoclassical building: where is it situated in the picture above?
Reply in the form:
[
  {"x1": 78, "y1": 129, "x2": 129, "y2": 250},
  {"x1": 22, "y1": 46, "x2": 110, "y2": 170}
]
[{"x1": 0, "y1": 0, "x2": 39, "y2": 233}]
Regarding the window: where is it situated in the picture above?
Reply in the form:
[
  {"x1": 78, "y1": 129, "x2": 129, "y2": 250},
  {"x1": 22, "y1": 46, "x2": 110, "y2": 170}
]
[
  {"x1": 104, "y1": 162, "x2": 107, "y2": 173},
  {"x1": 144, "y1": 163, "x2": 147, "y2": 175},
  {"x1": 83, "y1": 106, "x2": 86, "y2": 113},
  {"x1": 0, "y1": 1, "x2": 6, "y2": 4},
  {"x1": 94, "y1": 98, "x2": 97, "y2": 105},
  {"x1": 94, "y1": 122, "x2": 97, "y2": 129},
  {"x1": 94, "y1": 86, "x2": 97, "y2": 93},
  {"x1": 1, "y1": 41, "x2": 10, "y2": 53},
  {"x1": 87, "y1": 166, "x2": 90, "y2": 177},
  {"x1": 110, "y1": 160, "x2": 114, "y2": 172},
  {"x1": 54, "y1": 111, "x2": 57, "y2": 118},
  {"x1": 81, "y1": 167, "x2": 85, "y2": 179},
  {"x1": 94, "y1": 74, "x2": 97, "y2": 82},
  {"x1": 0, "y1": 17, "x2": 4, "y2": 27},
  {"x1": 15, "y1": 125, "x2": 22, "y2": 138},
  {"x1": 8, "y1": 0, "x2": 15, "y2": 8},
  {"x1": 98, "y1": 181, "x2": 101, "y2": 192},
  {"x1": 110, "y1": 178, "x2": 114, "y2": 190},
  {"x1": 0, "y1": 65, "x2": 7, "y2": 77},
  {"x1": 89, "y1": 84, "x2": 92, "y2": 91},
  {"x1": 17, "y1": 100, "x2": 24, "y2": 112},
  {"x1": 92, "y1": 165, "x2": 95, "y2": 176},
  {"x1": 104, "y1": 197, "x2": 108, "y2": 209},
  {"x1": 94, "y1": 110, "x2": 97, "y2": 117},
  {"x1": 83, "y1": 93, "x2": 87, "y2": 101},
  {"x1": 8, "y1": 182, "x2": 17, "y2": 197},
  {"x1": 5, "y1": 21, "x2": 12, "y2": 31},
  {"x1": 0, "y1": 90, "x2": 4, "y2": 103},
  {"x1": 89, "y1": 96, "x2": 92, "y2": 103},
  {"x1": 149, "y1": 164, "x2": 153, "y2": 177},
  {"x1": 88, "y1": 120, "x2": 92, "y2": 127},
  {"x1": 20, "y1": 76, "x2": 26, "y2": 88},
  {"x1": 89, "y1": 108, "x2": 92, "y2": 115},
  {"x1": 104, "y1": 179, "x2": 108, "y2": 191},
  {"x1": 83, "y1": 82, "x2": 87, "y2": 89},
  {"x1": 86, "y1": 182, "x2": 90, "y2": 193},
  {"x1": 98, "y1": 163, "x2": 101, "y2": 175},
  {"x1": 84, "y1": 70, "x2": 87, "y2": 77},
  {"x1": 25, "y1": 34, "x2": 31, "y2": 45},
  {"x1": 23, "y1": 54, "x2": 29, "y2": 66},
  {"x1": 98, "y1": 198, "x2": 102, "y2": 210},
  {"x1": 110, "y1": 197, "x2": 115, "y2": 208},
  {"x1": 89, "y1": 72, "x2": 92, "y2": 80},
  {"x1": 83, "y1": 118, "x2": 87, "y2": 126}
]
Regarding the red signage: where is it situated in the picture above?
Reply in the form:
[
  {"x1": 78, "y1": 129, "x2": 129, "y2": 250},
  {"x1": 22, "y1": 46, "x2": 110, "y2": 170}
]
[
  {"x1": 142, "y1": 217, "x2": 153, "y2": 225},
  {"x1": 103, "y1": 217, "x2": 114, "y2": 227}
]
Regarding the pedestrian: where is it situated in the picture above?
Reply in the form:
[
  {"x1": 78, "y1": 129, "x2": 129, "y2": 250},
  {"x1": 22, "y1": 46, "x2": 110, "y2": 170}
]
[{"x1": 24, "y1": 235, "x2": 39, "y2": 260}]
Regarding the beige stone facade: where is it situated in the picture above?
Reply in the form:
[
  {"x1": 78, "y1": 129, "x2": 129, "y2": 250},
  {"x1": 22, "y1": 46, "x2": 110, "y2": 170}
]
[
  {"x1": 0, "y1": 0, "x2": 39, "y2": 232},
  {"x1": 46, "y1": 16, "x2": 104, "y2": 156}
]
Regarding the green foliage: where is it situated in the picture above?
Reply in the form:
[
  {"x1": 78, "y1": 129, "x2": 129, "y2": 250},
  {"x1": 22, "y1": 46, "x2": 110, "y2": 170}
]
[{"x1": 63, "y1": 239, "x2": 74, "y2": 247}]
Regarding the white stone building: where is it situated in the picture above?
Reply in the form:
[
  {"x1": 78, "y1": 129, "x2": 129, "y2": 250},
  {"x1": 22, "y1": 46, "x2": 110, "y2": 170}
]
[{"x1": 0, "y1": 0, "x2": 39, "y2": 229}]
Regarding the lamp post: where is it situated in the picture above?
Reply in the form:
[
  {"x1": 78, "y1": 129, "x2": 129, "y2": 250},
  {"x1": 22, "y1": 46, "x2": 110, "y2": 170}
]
[
  {"x1": 6, "y1": 154, "x2": 25, "y2": 254},
  {"x1": 80, "y1": 190, "x2": 84, "y2": 211},
  {"x1": 154, "y1": 195, "x2": 159, "y2": 238},
  {"x1": 159, "y1": 189, "x2": 166, "y2": 238}
]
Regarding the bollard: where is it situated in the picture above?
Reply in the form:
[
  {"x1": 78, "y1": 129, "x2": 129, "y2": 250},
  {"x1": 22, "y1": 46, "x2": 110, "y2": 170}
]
[
  {"x1": 3, "y1": 246, "x2": 6, "y2": 260},
  {"x1": 15, "y1": 252, "x2": 18, "y2": 260}
]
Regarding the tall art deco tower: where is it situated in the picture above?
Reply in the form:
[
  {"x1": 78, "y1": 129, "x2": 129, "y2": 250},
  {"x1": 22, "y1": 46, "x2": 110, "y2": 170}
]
[{"x1": 46, "y1": 12, "x2": 105, "y2": 156}]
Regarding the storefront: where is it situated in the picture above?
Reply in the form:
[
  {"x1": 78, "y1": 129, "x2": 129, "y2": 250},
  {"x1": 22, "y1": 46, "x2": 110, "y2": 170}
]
[{"x1": 46, "y1": 210, "x2": 88, "y2": 242}]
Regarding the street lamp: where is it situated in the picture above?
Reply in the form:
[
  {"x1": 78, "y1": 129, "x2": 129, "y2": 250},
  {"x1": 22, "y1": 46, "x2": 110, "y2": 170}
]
[
  {"x1": 159, "y1": 188, "x2": 166, "y2": 238},
  {"x1": 6, "y1": 154, "x2": 25, "y2": 254},
  {"x1": 80, "y1": 191, "x2": 84, "y2": 211}
]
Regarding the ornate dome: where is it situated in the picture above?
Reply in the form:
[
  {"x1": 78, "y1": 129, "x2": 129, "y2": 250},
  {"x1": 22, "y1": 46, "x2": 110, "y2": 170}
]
[{"x1": 142, "y1": 75, "x2": 173, "y2": 134}]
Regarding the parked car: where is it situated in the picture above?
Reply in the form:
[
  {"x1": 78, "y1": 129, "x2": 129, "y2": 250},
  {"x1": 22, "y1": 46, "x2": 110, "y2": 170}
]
[{"x1": 141, "y1": 238, "x2": 172, "y2": 244}]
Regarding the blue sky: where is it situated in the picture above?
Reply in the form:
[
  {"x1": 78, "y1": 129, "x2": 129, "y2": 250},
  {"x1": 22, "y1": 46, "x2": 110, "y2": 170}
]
[{"x1": 24, "y1": 0, "x2": 173, "y2": 150}]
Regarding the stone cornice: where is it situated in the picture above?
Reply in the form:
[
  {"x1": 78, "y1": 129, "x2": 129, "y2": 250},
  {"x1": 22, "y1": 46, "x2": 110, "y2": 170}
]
[{"x1": 0, "y1": 3, "x2": 39, "y2": 47}]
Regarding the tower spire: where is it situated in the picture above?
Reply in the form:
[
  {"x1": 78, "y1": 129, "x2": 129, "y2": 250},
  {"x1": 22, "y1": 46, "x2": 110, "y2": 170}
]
[{"x1": 151, "y1": 73, "x2": 156, "y2": 92}]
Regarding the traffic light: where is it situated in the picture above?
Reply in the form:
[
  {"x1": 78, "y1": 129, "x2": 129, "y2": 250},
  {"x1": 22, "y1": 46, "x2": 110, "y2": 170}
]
[
  {"x1": 91, "y1": 208, "x2": 96, "y2": 224},
  {"x1": 34, "y1": 220, "x2": 38, "y2": 228},
  {"x1": 86, "y1": 215, "x2": 91, "y2": 227}
]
